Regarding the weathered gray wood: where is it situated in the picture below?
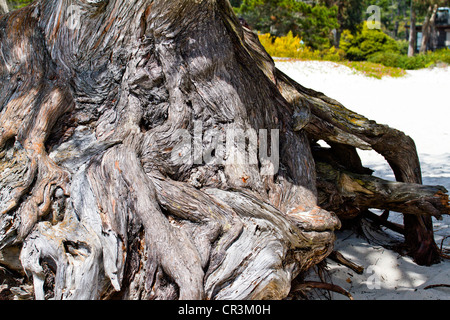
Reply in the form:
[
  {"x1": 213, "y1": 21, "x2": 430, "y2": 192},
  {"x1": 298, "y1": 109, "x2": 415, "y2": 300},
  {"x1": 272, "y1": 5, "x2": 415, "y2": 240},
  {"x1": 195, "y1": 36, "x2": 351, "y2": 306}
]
[
  {"x1": 0, "y1": 0, "x2": 448, "y2": 300},
  {"x1": 0, "y1": 0, "x2": 342, "y2": 300},
  {"x1": 315, "y1": 161, "x2": 450, "y2": 219}
]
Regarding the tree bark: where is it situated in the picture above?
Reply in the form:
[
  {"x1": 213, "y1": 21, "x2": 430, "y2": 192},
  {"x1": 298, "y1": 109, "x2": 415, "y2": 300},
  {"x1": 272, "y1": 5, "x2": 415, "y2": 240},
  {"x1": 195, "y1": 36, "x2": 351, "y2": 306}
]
[
  {"x1": 429, "y1": 4, "x2": 438, "y2": 51},
  {"x1": 408, "y1": 2, "x2": 417, "y2": 57},
  {"x1": 420, "y1": 4, "x2": 438, "y2": 54},
  {"x1": 0, "y1": 0, "x2": 448, "y2": 300}
]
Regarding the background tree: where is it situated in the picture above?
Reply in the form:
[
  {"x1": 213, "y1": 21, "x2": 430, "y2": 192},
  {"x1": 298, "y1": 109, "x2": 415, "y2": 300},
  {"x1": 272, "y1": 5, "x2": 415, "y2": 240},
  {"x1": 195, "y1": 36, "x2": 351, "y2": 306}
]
[
  {"x1": 408, "y1": 0, "x2": 417, "y2": 56},
  {"x1": 318, "y1": 0, "x2": 366, "y2": 47},
  {"x1": 237, "y1": 0, "x2": 339, "y2": 49},
  {"x1": 420, "y1": 3, "x2": 438, "y2": 53},
  {"x1": 408, "y1": 0, "x2": 450, "y2": 55}
]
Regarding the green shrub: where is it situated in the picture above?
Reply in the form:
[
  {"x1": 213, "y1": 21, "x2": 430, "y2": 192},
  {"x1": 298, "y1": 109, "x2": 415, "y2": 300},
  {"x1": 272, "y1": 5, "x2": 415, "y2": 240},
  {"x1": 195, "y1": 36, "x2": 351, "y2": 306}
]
[
  {"x1": 368, "y1": 48, "x2": 450, "y2": 70},
  {"x1": 400, "y1": 54, "x2": 432, "y2": 70},
  {"x1": 396, "y1": 40, "x2": 409, "y2": 55},
  {"x1": 340, "y1": 22, "x2": 400, "y2": 61},
  {"x1": 431, "y1": 48, "x2": 450, "y2": 64},
  {"x1": 258, "y1": 32, "x2": 304, "y2": 58},
  {"x1": 258, "y1": 32, "x2": 345, "y2": 61},
  {"x1": 368, "y1": 51, "x2": 403, "y2": 68}
]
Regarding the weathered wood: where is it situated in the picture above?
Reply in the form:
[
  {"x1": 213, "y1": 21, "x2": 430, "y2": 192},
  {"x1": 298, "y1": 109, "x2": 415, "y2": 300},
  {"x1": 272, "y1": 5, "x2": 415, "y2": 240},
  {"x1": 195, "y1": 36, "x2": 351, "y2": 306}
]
[
  {"x1": 316, "y1": 161, "x2": 450, "y2": 220},
  {"x1": 0, "y1": 0, "x2": 448, "y2": 300},
  {"x1": 0, "y1": 0, "x2": 341, "y2": 300}
]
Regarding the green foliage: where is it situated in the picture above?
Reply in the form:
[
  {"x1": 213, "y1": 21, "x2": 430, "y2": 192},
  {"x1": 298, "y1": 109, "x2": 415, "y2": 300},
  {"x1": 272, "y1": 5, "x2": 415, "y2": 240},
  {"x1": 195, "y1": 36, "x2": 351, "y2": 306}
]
[
  {"x1": 230, "y1": 0, "x2": 243, "y2": 7},
  {"x1": 339, "y1": 61, "x2": 406, "y2": 79},
  {"x1": 6, "y1": 0, "x2": 33, "y2": 10},
  {"x1": 258, "y1": 29, "x2": 408, "y2": 79},
  {"x1": 237, "y1": 0, "x2": 339, "y2": 50},
  {"x1": 367, "y1": 51, "x2": 404, "y2": 67},
  {"x1": 258, "y1": 32, "x2": 303, "y2": 58},
  {"x1": 396, "y1": 39, "x2": 409, "y2": 55},
  {"x1": 318, "y1": 0, "x2": 366, "y2": 33},
  {"x1": 340, "y1": 22, "x2": 400, "y2": 61},
  {"x1": 258, "y1": 32, "x2": 345, "y2": 61},
  {"x1": 368, "y1": 48, "x2": 450, "y2": 70}
]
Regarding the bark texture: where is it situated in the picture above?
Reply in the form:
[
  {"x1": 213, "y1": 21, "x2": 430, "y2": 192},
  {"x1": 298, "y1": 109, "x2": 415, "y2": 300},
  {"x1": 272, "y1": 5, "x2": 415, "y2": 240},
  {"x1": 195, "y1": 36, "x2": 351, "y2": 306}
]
[
  {"x1": 0, "y1": 0, "x2": 448, "y2": 300},
  {"x1": 420, "y1": 4, "x2": 438, "y2": 53},
  {"x1": 408, "y1": 2, "x2": 416, "y2": 57}
]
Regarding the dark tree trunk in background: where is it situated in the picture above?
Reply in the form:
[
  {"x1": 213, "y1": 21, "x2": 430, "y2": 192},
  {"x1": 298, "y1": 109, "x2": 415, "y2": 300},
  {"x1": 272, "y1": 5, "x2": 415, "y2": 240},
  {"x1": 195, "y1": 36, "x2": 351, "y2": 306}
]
[
  {"x1": 420, "y1": 4, "x2": 438, "y2": 54},
  {"x1": 408, "y1": 3, "x2": 417, "y2": 57},
  {"x1": 429, "y1": 4, "x2": 438, "y2": 52},
  {"x1": 0, "y1": 0, "x2": 448, "y2": 300}
]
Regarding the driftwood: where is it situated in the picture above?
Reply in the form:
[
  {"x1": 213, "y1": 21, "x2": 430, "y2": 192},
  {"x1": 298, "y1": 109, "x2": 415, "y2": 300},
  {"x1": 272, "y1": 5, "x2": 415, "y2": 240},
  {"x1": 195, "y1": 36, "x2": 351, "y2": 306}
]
[{"x1": 0, "y1": 0, "x2": 448, "y2": 300}]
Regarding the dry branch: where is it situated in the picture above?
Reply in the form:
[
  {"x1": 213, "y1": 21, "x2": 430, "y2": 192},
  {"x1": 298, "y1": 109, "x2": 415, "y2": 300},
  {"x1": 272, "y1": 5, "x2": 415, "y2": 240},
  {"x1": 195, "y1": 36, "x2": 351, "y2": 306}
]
[
  {"x1": 292, "y1": 281, "x2": 354, "y2": 300},
  {"x1": 328, "y1": 251, "x2": 364, "y2": 275},
  {"x1": 315, "y1": 161, "x2": 450, "y2": 219}
]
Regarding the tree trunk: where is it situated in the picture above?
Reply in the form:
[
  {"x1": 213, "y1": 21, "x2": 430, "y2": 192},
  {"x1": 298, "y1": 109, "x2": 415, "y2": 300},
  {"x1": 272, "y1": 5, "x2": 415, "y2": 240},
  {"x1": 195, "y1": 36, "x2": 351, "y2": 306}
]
[
  {"x1": 429, "y1": 4, "x2": 438, "y2": 51},
  {"x1": 420, "y1": 5, "x2": 438, "y2": 54},
  {"x1": 0, "y1": 0, "x2": 8, "y2": 15},
  {"x1": 408, "y1": 2, "x2": 416, "y2": 57},
  {"x1": 0, "y1": 0, "x2": 448, "y2": 300}
]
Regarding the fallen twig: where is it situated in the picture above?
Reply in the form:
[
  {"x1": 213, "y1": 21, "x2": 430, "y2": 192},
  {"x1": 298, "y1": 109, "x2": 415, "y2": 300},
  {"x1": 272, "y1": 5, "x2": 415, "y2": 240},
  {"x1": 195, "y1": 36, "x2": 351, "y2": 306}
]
[
  {"x1": 424, "y1": 284, "x2": 450, "y2": 290},
  {"x1": 292, "y1": 281, "x2": 354, "y2": 300},
  {"x1": 328, "y1": 251, "x2": 364, "y2": 274}
]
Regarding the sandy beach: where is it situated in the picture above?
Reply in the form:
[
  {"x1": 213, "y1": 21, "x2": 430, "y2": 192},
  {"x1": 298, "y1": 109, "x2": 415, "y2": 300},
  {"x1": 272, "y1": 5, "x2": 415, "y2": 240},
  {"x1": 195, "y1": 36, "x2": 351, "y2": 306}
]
[{"x1": 276, "y1": 60, "x2": 450, "y2": 300}]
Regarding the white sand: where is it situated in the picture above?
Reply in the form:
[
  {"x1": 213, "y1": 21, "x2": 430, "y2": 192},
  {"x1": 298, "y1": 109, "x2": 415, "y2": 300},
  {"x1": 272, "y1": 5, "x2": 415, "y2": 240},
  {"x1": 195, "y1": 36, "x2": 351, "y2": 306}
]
[{"x1": 276, "y1": 60, "x2": 450, "y2": 300}]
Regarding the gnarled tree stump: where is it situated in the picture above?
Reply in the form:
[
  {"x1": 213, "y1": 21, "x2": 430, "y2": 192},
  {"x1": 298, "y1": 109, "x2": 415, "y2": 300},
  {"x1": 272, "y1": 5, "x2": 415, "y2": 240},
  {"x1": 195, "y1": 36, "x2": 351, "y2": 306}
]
[{"x1": 0, "y1": 0, "x2": 448, "y2": 300}]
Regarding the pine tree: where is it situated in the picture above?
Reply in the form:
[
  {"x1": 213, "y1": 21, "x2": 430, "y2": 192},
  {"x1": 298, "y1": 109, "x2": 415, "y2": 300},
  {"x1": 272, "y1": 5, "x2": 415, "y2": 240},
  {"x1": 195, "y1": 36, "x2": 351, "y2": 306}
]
[{"x1": 236, "y1": 0, "x2": 338, "y2": 49}]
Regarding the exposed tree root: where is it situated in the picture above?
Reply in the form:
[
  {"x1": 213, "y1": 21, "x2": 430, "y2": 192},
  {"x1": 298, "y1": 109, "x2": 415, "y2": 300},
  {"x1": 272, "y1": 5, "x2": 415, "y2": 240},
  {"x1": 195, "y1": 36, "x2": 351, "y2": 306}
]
[{"x1": 0, "y1": 0, "x2": 448, "y2": 300}]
